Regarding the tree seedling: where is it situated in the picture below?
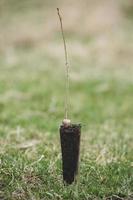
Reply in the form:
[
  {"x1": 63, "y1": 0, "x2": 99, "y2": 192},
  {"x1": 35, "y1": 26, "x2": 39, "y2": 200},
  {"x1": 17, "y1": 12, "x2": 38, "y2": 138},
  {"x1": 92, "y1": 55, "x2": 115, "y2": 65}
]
[{"x1": 57, "y1": 8, "x2": 81, "y2": 185}]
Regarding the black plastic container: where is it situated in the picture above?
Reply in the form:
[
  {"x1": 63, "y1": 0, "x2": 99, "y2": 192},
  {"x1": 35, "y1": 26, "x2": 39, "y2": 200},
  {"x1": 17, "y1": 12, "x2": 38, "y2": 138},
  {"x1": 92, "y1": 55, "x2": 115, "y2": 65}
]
[{"x1": 60, "y1": 124, "x2": 81, "y2": 184}]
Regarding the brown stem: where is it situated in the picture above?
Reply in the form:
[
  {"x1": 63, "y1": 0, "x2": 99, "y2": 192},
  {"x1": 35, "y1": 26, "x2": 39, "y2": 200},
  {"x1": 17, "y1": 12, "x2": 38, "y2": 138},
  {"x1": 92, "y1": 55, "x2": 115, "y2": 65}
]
[{"x1": 57, "y1": 8, "x2": 70, "y2": 120}]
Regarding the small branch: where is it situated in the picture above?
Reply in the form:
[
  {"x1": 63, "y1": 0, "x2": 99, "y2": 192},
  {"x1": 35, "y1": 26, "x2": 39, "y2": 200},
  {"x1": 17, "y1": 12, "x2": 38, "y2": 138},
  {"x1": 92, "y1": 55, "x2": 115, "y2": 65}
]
[{"x1": 57, "y1": 8, "x2": 70, "y2": 120}]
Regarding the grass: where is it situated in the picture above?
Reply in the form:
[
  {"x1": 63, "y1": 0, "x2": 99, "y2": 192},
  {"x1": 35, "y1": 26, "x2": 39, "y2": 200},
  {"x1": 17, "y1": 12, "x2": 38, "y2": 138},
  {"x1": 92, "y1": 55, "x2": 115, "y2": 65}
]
[{"x1": 0, "y1": 0, "x2": 133, "y2": 199}]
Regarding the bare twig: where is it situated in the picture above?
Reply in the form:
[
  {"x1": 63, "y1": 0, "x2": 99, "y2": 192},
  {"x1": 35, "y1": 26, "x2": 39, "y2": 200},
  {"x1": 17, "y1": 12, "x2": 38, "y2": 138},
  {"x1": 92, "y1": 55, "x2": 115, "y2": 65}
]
[{"x1": 57, "y1": 8, "x2": 70, "y2": 120}]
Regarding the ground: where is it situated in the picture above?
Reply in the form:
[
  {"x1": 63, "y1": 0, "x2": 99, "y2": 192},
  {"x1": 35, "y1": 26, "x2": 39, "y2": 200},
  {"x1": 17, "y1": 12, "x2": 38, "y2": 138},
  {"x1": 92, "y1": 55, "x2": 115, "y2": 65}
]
[{"x1": 0, "y1": 0, "x2": 133, "y2": 199}]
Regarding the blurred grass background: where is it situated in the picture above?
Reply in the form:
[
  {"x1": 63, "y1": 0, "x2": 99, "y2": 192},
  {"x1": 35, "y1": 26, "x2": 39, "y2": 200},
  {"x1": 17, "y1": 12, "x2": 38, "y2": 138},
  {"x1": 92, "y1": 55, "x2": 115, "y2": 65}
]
[{"x1": 0, "y1": 0, "x2": 133, "y2": 199}]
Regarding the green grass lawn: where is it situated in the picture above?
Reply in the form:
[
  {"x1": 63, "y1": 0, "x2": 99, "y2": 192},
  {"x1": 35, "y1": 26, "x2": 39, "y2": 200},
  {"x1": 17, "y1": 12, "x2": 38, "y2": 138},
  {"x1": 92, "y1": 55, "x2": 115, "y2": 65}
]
[{"x1": 0, "y1": 1, "x2": 133, "y2": 199}]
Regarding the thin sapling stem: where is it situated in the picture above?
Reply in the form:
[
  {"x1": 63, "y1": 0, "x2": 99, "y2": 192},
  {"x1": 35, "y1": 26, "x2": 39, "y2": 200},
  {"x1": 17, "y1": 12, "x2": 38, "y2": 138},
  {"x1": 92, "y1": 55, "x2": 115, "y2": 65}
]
[{"x1": 57, "y1": 8, "x2": 70, "y2": 124}]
